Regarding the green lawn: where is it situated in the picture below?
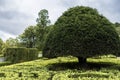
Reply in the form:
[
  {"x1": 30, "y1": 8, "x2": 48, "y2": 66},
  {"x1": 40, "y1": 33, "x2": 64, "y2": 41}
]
[{"x1": 0, "y1": 56, "x2": 120, "y2": 80}]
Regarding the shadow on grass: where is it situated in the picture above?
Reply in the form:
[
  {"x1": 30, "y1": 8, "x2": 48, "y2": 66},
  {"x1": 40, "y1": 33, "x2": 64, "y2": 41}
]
[{"x1": 48, "y1": 61, "x2": 120, "y2": 71}]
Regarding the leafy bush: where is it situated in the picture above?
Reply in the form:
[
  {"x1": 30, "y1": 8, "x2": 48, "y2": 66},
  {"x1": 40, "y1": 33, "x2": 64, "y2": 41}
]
[{"x1": 4, "y1": 48, "x2": 38, "y2": 63}]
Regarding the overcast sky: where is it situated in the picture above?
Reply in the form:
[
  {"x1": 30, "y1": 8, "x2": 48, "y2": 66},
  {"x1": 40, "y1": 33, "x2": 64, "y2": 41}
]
[{"x1": 0, "y1": 0, "x2": 120, "y2": 41}]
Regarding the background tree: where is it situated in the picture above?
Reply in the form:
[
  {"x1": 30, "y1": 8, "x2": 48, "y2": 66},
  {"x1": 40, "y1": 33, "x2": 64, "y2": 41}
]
[
  {"x1": 0, "y1": 38, "x2": 3, "y2": 54},
  {"x1": 1, "y1": 37, "x2": 20, "y2": 54},
  {"x1": 19, "y1": 26, "x2": 36, "y2": 48},
  {"x1": 43, "y1": 6, "x2": 120, "y2": 64},
  {"x1": 5, "y1": 38, "x2": 19, "y2": 47}
]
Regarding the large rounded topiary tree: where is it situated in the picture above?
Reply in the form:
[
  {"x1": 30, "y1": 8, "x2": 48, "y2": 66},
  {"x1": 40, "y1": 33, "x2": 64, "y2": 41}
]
[{"x1": 43, "y1": 6, "x2": 120, "y2": 63}]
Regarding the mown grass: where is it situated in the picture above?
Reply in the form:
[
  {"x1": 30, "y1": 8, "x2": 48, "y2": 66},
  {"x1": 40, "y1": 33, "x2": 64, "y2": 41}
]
[{"x1": 0, "y1": 56, "x2": 119, "y2": 80}]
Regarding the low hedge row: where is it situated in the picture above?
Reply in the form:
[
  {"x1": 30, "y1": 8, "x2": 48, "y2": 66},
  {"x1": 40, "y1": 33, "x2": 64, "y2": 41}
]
[{"x1": 4, "y1": 48, "x2": 38, "y2": 63}]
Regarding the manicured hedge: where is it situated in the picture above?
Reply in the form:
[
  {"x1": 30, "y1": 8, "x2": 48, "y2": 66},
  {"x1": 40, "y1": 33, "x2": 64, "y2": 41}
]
[
  {"x1": 27, "y1": 48, "x2": 38, "y2": 61},
  {"x1": 4, "y1": 48, "x2": 38, "y2": 63}
]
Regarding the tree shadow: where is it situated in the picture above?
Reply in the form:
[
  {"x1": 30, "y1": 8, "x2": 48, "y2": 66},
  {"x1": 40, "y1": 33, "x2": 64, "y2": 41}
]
[
  {"x1": 48, "y1": 61, "x2": 120, "y2": 71},
  {"x1": 68, "y1": 73, "x2": 109, "y2": 78}
]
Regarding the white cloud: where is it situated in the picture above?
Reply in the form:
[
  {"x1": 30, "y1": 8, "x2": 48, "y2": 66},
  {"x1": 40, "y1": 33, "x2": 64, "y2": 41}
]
[
  {"x1": 0, "y1": 30, "x2": 15, "y2": 41},
  {"x1": 0, "y1": 0, "x2": 120, "y2": 41}
]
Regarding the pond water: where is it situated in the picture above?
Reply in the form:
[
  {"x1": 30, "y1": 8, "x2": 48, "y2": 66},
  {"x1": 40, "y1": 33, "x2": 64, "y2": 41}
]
[
  {"x1": 0, "y1": 57, "x2": 5, "y2": 62},
  {"x1": 38, "y1": 54, "x2": 42, "y2": 57}
]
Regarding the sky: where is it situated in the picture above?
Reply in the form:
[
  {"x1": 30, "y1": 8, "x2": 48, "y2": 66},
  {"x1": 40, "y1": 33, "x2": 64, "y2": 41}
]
[{"x1": 0, "y1": 0, "x2": 120, "y2": 41}]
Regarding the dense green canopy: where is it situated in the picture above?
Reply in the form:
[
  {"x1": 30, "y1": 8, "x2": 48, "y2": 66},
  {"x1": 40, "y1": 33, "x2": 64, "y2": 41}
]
[{"x1": 43, "y1": 6, "x2": 120, "y2": 58}]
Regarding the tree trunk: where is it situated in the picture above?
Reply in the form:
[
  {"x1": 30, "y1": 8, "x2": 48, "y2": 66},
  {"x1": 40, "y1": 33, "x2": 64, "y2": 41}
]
[{"x1": 78, "y1": 57, "x2": 87, "y2": 64}]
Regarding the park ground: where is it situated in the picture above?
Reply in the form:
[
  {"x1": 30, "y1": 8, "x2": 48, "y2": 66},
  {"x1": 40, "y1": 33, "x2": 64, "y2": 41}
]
[{"x1": 0, "y1": 55, "x2": 120, "y2": 80}]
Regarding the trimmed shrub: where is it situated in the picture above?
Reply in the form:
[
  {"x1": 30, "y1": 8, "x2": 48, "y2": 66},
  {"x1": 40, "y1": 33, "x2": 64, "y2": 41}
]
[
  {"x1": 43, "y1": 6, "x2": 120, "y2": 63},
  {"x1": 27, "y1": 48, "x2": 38, "y2": 60},
  {"x1": 4, "y1": 47, "x2": 38, "y2": 63}
]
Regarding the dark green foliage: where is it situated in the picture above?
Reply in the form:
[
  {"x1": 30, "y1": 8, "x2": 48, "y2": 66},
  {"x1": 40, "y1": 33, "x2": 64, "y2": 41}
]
[
  {"x1": 0, "y1": 73, "x2": 5, "y2": 77},
  {"x1": 43, "y1": 6, "x2": 120, "y2": 58},
  {"x1": 27, "y1": 48, "x2": 38, "y2": 60},
  {"x1": 4, "y1": 48, "x2": 38, "y2": 63}
]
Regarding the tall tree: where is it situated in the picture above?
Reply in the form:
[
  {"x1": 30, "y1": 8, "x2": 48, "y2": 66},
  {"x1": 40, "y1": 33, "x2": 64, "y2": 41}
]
[
  {"x1": 36, "y1": 9, "x2": 51, "y2": 28},
  {"x1": 36, "y1": 9, "x2": 51, "y2": 50}
]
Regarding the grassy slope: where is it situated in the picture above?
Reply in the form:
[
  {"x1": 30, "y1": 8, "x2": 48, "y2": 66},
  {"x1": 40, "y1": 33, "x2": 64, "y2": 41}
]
[{"x1": 0, "y1": 56, "x2": 120, "y2": 80}]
